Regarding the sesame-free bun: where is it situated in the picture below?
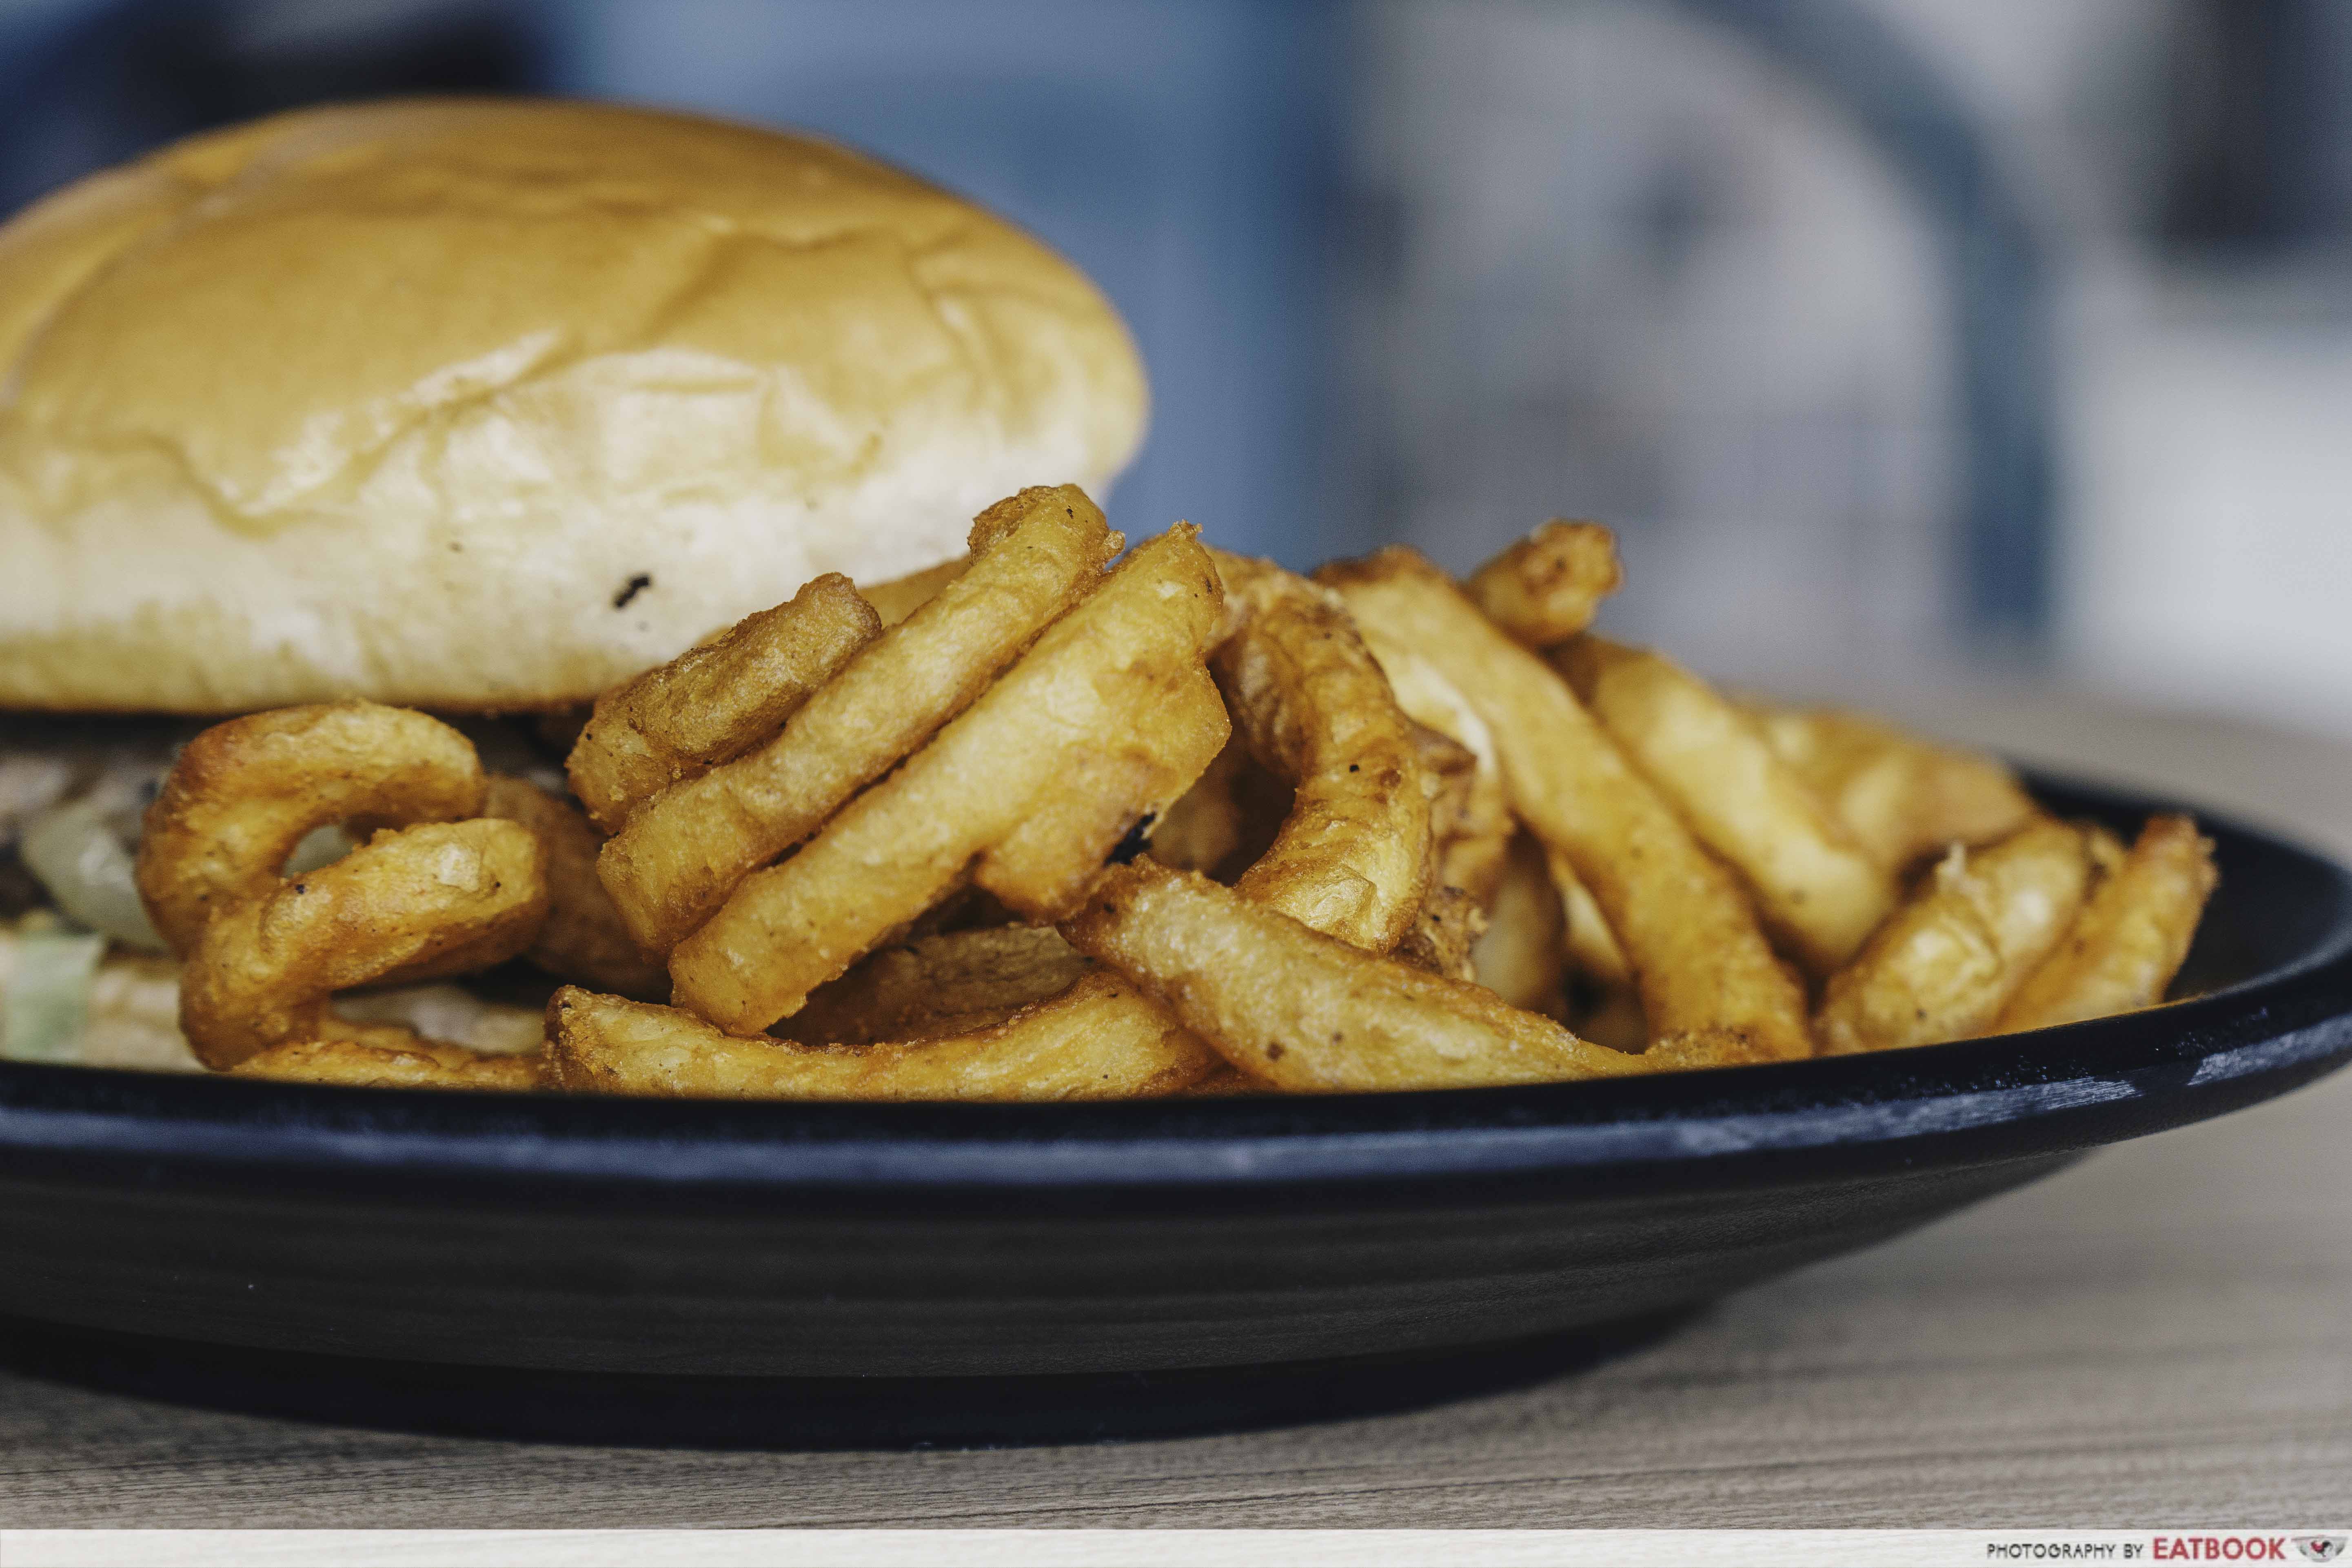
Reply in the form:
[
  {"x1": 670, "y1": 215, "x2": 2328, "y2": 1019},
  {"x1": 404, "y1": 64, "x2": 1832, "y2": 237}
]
[{"x1": 0, "y1": 99, "x2": 1147, "y2": 712}]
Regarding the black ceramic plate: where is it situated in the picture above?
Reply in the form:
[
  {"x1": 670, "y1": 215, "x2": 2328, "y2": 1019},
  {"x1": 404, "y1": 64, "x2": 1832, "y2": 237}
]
[{"x1": 3, "y1": 777, "x2": 2348, "y2": 1386}]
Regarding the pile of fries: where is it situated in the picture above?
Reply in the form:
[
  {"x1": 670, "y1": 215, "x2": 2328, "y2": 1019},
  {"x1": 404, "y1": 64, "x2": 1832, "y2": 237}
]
[{"x1": 129, "y1": 488, "x2": 2217, "y2": 1098}]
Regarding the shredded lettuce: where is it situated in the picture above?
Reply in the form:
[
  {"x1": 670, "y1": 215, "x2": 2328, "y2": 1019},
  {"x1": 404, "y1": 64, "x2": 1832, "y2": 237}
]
[
  {"x1": 2, "y1": 927, "x2": 109, "y2": 1063},
  {"x1": 19, "y1": 798, "x2": 169, "y2": 952}
]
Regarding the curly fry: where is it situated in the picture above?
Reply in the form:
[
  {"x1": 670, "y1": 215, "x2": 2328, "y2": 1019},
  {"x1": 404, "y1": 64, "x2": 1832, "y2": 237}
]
[
  {"x1": 179, "y1": 818, "x2": 547, "y2": 1070},
  {"x1": 1209, "y1": 549, "x2": 1431, "y2": 951},
  {"x1": 136, "y1": 702, "x2": 487, "y2": 956}
]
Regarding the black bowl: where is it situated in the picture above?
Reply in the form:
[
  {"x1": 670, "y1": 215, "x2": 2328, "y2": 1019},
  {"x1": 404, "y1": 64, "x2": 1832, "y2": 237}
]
[{"x1": 2, "y1": 777, "x2": 2347, "y2": 1386}]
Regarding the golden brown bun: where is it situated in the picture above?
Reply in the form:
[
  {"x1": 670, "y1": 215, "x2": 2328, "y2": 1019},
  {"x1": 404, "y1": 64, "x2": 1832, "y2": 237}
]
[{"x1": 0, "y1": 99, "x2": 1147, "y2": 713}]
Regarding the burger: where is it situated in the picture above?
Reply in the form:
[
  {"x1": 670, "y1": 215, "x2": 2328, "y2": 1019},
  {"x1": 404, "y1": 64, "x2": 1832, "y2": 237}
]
[{"x1": 0, "y1": 98, "x2": 1148, "y2": 1071}]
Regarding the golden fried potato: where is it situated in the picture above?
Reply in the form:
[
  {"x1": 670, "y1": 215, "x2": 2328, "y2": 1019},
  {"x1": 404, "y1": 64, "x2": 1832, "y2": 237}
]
[
  {"x1": 1394, "y1": 884, "x2": 1487, "y2": 982},
  {"x1": 1471, "y1": 832, "x2": 1567, "y2": 1014},
  {"x1": 857, "y1": 557, "x2": 970, "y2": 628},
  {"x1": 600, "y1": 485, "x2": 1125, "y2": 955},
  {"x1": 1995, "y1": 814, "x2": 2215, "y2": 1033},
  {"x1": 1063, "y1": 860, "x2": 1647, "y2": 1092},
  {"x1": 546, "y1": 981, "x2": 1216, "y2": 1101},
  {"x1": 1151, "y1": 735, "x2": 1257, "y2": 876},
  {"x1": 1559, "y1": 637, "x2": 1893, "y2": 974},
  {"x1": 1464, "y1": 519, "x2": 1623, "y2": 649},
  {"x1": 178, "y1": 818, "x2": 548, "y2": 1070},
  {"x1": 479, "y1": 777, "x2": 667, "y2": 998},
  {"x1": 780, "y1": 926, "x2": 1094, "y2": 1045},
  {"x1": 1209, "y1": 550, "x2": 1431, "y2": 951},
  {"x1": 1571, "y1": 982, "x2": 1648, "y2": 1054},
  {"x1": 1321, "y1": 549, "x2": 1812, "y2": 1062},
  {"x1": 136, "y1": 702, "x2": 487, "y2": 956},
  {"x1": 973, "y1": 667, "x2": 1231, "y2": 918},
  {"x1": 565, "y1": 574, "x2": 880, "y2": 834},
  {"x1": 1817, "y1": 818, "x2": 2090, "y2": 1055},
  {"x1": 1752, "y1": 705, "x2": 2037, "y2": 873},
  {"x1": 1545, "y1": 847, "x2": 1630, "y2": 987},
  {"x1": 1358, "y1": 628, "x2": 1513, "y2": 907},
  {"x1": 670, "y1": 526, "x2": 1228, "y2": 1033},
  {"x1": 233, "y1": 1035, "x2": 543, "y2": 1091}
]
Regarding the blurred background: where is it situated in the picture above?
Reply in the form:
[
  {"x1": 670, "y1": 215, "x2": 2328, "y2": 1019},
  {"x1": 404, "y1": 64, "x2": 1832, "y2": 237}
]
[{"x1": 2, "y1": 0, "x2": 2346, "y2": 737}]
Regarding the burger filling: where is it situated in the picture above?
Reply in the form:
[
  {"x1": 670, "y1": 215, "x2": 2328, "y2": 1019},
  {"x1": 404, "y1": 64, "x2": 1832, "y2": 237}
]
[{"x1": 0, "y1": 714, "x2": 569, "y2": 1069}]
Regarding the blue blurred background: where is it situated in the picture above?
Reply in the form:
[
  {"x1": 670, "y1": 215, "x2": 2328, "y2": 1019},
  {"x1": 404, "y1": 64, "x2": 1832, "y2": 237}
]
[{"x1": 3, "y1": 0, "x2": 2348, "y2": 735}]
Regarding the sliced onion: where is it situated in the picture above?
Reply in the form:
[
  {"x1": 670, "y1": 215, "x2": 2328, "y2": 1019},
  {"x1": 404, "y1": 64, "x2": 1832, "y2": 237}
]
[
  {"x1": 2, "y1": 925, "x2": 108, "y2": 1062},
  {"x1": 18, "y1": 799, "x2": 169, "y2": 952}
]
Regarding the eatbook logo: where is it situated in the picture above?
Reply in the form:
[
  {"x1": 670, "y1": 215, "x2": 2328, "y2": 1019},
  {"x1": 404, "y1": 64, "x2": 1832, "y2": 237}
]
[{"x1": 2294, "y1": 1539, "x2": 2346, "y2": 1564}]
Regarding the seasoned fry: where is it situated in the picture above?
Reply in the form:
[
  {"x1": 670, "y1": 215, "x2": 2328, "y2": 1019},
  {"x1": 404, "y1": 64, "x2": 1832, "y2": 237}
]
[
  {"x1": 1151, "y1": 736, "x2": 1256, "y2": 876},
  {"x1": 670, "y1": 526, "x2": 1228, "y2": 1033},
  {"x1": 1320, "y1": 549, "x2": 1812, "y2": 1062},
  {"x1": 1995, "y1": 815, "x2": 2215, "y2": 1033},
  {"x1": 972, "y1": 665, "x2": 1230, "y2": 920},
  {"x1": 1471, "y1": 832, "x2": 1567, "y2": 1014},
  {"x1": 858, "y1": 557, "x2": 969, "y2": 628},
  {"x1": 1358, "y1": 628, "x2": 1513, "y2": 907},
  {"x1": 600, "y1": 485, "x2": 1124, "y2": 955},
  {"x1": 1752, "y1": 705, "x2": 2036, "y2": 872},
  {"x1": 233, "y1": 1034, "x2": 543, "y2": 1091},
  {"x1": 481, "y1": 776, "x2": 666, "y2": 997},
  {"x1": 566, "y1": 573, "x2": 879, "y2": 834},
  {"x1": 1817, "y1": 818, "x2": 2090, "y2": 1055},
  {"x1": 1395, "y1": 884, "x2": 1487, "y2": 982},
  {"x1": 136, "y1": 702, "x2": 487, "y2": 955},
  {"x1": 1464, "y1": 519, "x2": 1623, "y2": 649},
  {"x1": 1571, "y1": 982, "x2": 1647, "y2": 1055},
  {"x1": 1546, "y1": 847, "x2": 1630, "y2": 987},
  {"x1": 1209, "y1": 551, "x2": 1431, "y2": 950},
  {"x1": 546, "y1": 982, "x2": 1215, "y2": 1101},
  {"x1": 179, "y1": 818, "x2": 547, "y2": 1070},
  {"x1": 1063, "y1": 860, "x2": 1646, "y2": 1092},
  {"x1": 1559, "y1": 637, "x2": 1893, "y2": 974},
  {"x1": 780, "y1": 926, "x2": 1094, "y2": 1045}
]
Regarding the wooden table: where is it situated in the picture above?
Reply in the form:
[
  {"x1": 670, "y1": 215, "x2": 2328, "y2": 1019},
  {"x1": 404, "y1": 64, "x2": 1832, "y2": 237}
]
[{"x1": 4, "y1": 694, "x2": 2348, "y2": 1528}]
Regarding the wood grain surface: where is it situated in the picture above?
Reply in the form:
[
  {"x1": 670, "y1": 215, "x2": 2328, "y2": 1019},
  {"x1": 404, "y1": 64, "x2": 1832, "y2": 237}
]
[{"x1": 2, "y1": 694, "x2": 2347, "y2": 1528}]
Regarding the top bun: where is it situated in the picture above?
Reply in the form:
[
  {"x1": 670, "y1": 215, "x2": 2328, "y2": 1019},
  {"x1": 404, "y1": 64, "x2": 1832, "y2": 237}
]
[{"x1": 0, "y1": 99, "x2": 1147, "y2": 713}]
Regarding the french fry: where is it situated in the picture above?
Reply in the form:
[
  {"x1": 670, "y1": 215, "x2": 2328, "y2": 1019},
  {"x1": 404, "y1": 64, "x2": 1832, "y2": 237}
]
[
  {"x1": 1558, "y1": 638, "x2": 1893, "y2": 974},
  {"x1": 1817, "y1": 818, "x2": 2090, "y2": 1054},
  {"x1": 1546, "y1": 847, "x2": 1630, "y2": 987},
  {"x1": 1063, "y1": 860, "x2": 1647, "y2": 1092},
  {"x1": 1471, "y1": 832, "x2": 1567, "y2": 1014},
  {"x1": 1464, "y1": 519, "x2": 1623, "y2": 649},
  {"x1": 564, "y1": 574, "x2": 880, "y2": 834},
  {"x1": 1358, "y1": 627, "x2": 1513, "y2": 907},
  {"x1": 600, "y1": 485, "x2": 1124, "y2": 955},
  {"x1": 1394, "y1": 884, "x2": 1487, "y2": 982},
  {"x1": 670, "y1": 527, "x2": 1228, "y2": 1033},
  {"x1": 1751, "y1": 705, "x2": 2036, "y2": 873},
  {"x1": 1994, "y1": 815, "x2": 2216, "y2": 1033},
  {"x1": 857, "y1": 557, "x2": 969, "y2": 628},
  {"x1": 547, "y1": 982, "x2": 1216, "y2": 1101},
  {"x1": 1319, "y1": 549, "x2": 1813, "y2": 1062},
  {"x1": 779, "y1": 926, "x2": 1095, "y2": 1045}
]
